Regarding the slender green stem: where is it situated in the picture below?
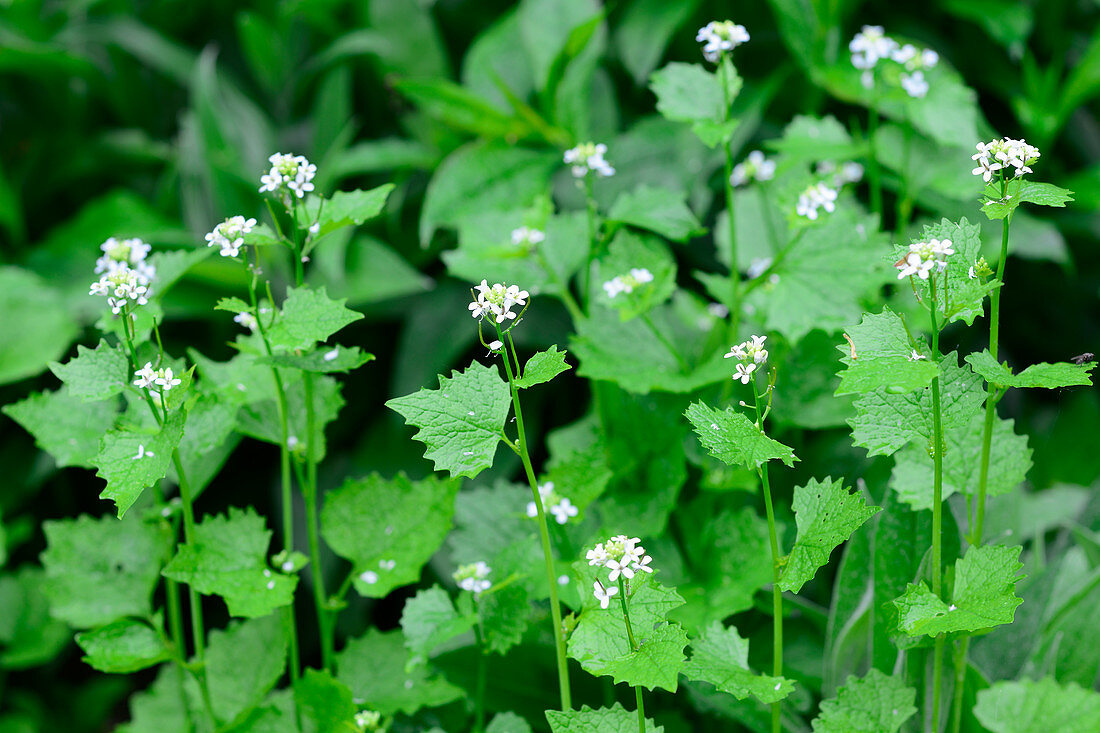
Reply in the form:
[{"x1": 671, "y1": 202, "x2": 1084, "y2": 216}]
[
  {"x1": 634, "y1": 686, "x2": 646, "y2": 733},
  {"x1": 581, "y1": 176, "x2": 599, "y2": 313},
  {"x1": 474, "y1": 622, "x2": 487, "y2": 733},
  {"x1": 164, "y1": 576, "x2": 192, "y2": 730},
  {"x1": 616, "y1": 577, "x2": 645, "y2": 733},
  {"x1": 949, "y1": 638, "x2": 969, "y2": 733},
  {"x1": 302, "y1": 473, "x2": 334, "y2": 672},
  {"x1": 719, "y1": 54, "x2": 741, "y2": 341},
  {"x1": 752, "y1": 373, "x2": 782, "y2": 733},
  {"x1": 500, "y1": 331, "x2": 571, "y2": 710},
  {"x1": 928, "y1": 277, "x2": 945, "y2": 733}
]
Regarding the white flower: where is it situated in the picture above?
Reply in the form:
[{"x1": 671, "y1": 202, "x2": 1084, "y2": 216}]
[
  {"x1": 730, "y1": 150, "x2": 776, "y2": 187},
  {"x1": 234, "y1": 312, "x2": 258, "y2": 331},
  {"x1": 733, "y1": 362, "x2": 756, "y2": 384},
  {"x1": 796, "y1": 182, "x2": 838, "y2": 220},
  {"x1": 707, "y1": 302, "x2": 730, "y2": 319},
  {"x1": 259, "y1": 152, "x2": 317, "y2": 198},
  {"x1": 972, "y1": 138, "x2": 1039, "y2": 181},
  {"x1": 606, "y1": 558, "x2": 634, "y2": 582},
  {"x1": 632, "y1": 554, "x2": 654, "y2": 574},
  {"x1": 840, "y1": 161, "x2": 865, "y2": 184},
  {"x1": 469, "y1": 280, "x2": 530, "y2": 324},
  {"x1": 133, "y1": 362, "x2": 157, "y2": 389},
  {"x1": 593, "y1": 581, "x2": 618, "y2": 609},
  {"x1": 898, "y1": 239, "x2": 953, "y2": 281},
  {"x1": 359, "y1": 570, "x2": 379, "y2": 585},
  {"x1": 487, "y1": 339, "x2": 503, "y2": 351},
  {"x1": 602, "y1": 268, "x2": 655, "y2": 299},
  {"x1": 550, "y1": 498, "x2": 578, "y2": 524},
  {"x1": 929, "y1": 238, "x2": 954, "y2": 257},
  {"x1": 907, "y1": 349, "x2": 926, "y2": 361},
  {"x1": 453, "y1": 561, "x2": 492, "y2": 596},
  {"x1": 564, "y1": 142, "x2": 615, "y2": 178},
  {"x1": 728, "y1": 334, "x2": 769, "y2": 373},
  {"x1": 308, "y1": 222, "x2": 320, "y2": 236},
  {"x1": 204, "y1": 216, "x2": 257, "y2": 257},
  {"x1": 154, "y1": 368, "x2": 182, "y2": 391},
  {"x1": 586, "y1": 544, "x2": 609, "y2": 566},
  {"x1": 90, "y1": 264, "x2": 153, "y2": 314},
  {"x1": 900, "y1": 70, "x2": 929, "y2": 98},
  {"x1": 527, "y1": 482, "x2": 578, "y2": 525},
  {"x1": 354, "y1": 710, "x2": 382, "y2": 731},
  {"x1": 588, "y1": 535, "x2": 653, "y2": 588},
  {"x1": 95, "y1": 237, "x2": 153, "y2": 276},
  {"x1": 896, "y1": 251, "x2": 934, "y2": 280},
  {"x1": 511, "y1": 226, "x2": 545, "y2": 249},
  {"x1": 696, "y1": 20, "x2": 750, "y2": 63},
  {"x1": 849, "y1": 25, "x2": 898, "y2": 71}
]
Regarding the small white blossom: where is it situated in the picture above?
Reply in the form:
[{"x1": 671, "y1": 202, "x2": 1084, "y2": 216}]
[
  {"x1": 726, "y1": 335, "x2": 769, "y2": 370},
  {"x1": 707, "y1": 302, "x2": 730, "y2": 319},
  {"x1": 795, "y1": 182, "x2": 838, "y2": 220},
  {"x1": 972, "y1": 138, "x2": 1039, "y2": 181},
  {"x1": 234, "y1": 312, "x2": 258, "y2": 331},
  {"x1": 564, "y1": 142, "x2": 615, "y2": 178},
  {"x1": 133, "y1": 362, "x2": 157, "y2": 389},
  {"x1": 602, "y1": 268, "x2": 654, "y2": 298},
  {"x1": 896, "y1": 251, "x2": 934, "y2": 280},
  {"x1": 487, "y1": 339, "x2": 503, "y2": 351},
  {"x1": 588, "y1": 535, "x2": 653, "y2": 591},
  {"x1": 469, "y1": 280, "x2": 530, "y2": 324},
  {"x1": 730, "y1": 150, "x2": 776, "y2": 187},
  {"x1": 90, "y1": 264, "x2": 152, "y2": 314},
  {"x1": 453, "y1": 562, "x2": 492, "y2": 596},
  {"x1": 907, "y1": 349, "x2": 926, "y2": 361},
  {"x1": 308, "y1": 222, "x2": 320, "y2": 236},
  {"x1": 897, "y1": 239, "x2": 953, "y2": 280},
  {"x1": 733, "y1": 362, "x2": 756, "y2": 384},
  {"x1": 259, "y1": 152, "x2": 317, "y2": 198},
  {"x1": 354, "y1": 710, "x2": 382, "y2": 731},
  {"x1": 526, "y1": 482, "x2": 579, "y2": 525},
  {"x1": 359, "y1": 571, "x2": 378, "y2": 585},
  {"x1": 900, "y1": 70, "x2": 929, "y2": 98},
  {"x1": 154, "y1": 368, "x2": 182, "y2": 391},
  {"x1": 511, "y1": 226, "x2": 545, "y2": 249},
  {"x1": 592, "y1": 581, "x2": 618, "y2": 609},
  {"x1": 204, "y1": 216, "x2": 257, "y2": 257},
  {"x1": 696, "y1": 20, "x2": 750, "y2": 63},
  {"x1": 95, "y1": 237, "x2": 153, "y2": 277},
  {"x1": 849, "y1": 25, "x2": 898, "y2": 71}
]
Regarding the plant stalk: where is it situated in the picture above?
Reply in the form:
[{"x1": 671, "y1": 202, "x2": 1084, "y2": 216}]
[
  {"x1": 753, "y1": 372, "x2": 782, "y2": 733},
  {"x1": 929, "y1": 277, "x2": 945, "y2": 733},
  {"x1": 616, "y1": 577, "x2": 645, "y2": 733}
]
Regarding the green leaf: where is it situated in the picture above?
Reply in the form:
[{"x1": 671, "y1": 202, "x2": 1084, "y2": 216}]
[
  {"x1": 47, "y1": 340, "x2": 129, "y2": 402},
  {"x1": 3, "y1": 387, "x2": 119, "y2": 468},
  {"x1": 768, "y1": 115, "x2": 863, "y2": 161},
  {"x1": 162, "y1": 507, "x2": 297, "y2": 618},
  {"x1": 385, "y1": 361, "x2": 512, "y2": 479},
  {"x1": 515, "y1": 346, "x2": 572, "y2": 388},
  {"x1": 615, "y1": 0, "x2": 700, "y2": 85},
  {"x1": 0, "y1": 267, "x2": 79, "y2": 385},
  {"x1": 394, "y1": 77, "x2": 531, "y2": 139},
  {"x1": 487, "y1": 712, "x2": 533, "y2": 733},
  {"x1": 965, "y1": 350, "x2": 1095, "y2": 389},
  {"x1": 263, "y1": 345, "x2": 375, "y2": 374},
  {"x1": 41, "y1": 512, "x2": 169, "y2": 628},
  {"x1": 779, "y1": 477, "x2": 880, "y2": 593},
  {"x1": 401, "y1": 586, "x2": 475, "y2": 665},
  {"x1": 848, "y1": 352, "x2": 986, "y2": 457},
  {"x1": 94, "y1": 411, "x2": 187, "y2": 518},
  {"x1": 75, "y1": 618, "x2": 170, "y2": 673},
  {"x1": 893, "y1": 544, "x2": 1024, "y2": 637},
  {"x1": 115, "y1": 665, "x2": 203, "y2": 733},
  {"x1": 973, "y1": 676, "x2": 1100, "y2": 733},
  {"x1": 982, "y1": 181, "x2": 1074, "y2": 220},
  {"x1": 214, "y1": 296, "x2": 251, "y2": 314},
  {"x1": 593, "y1": 231, "x2": 678, "y2": 321},
  {"x1": 336, "y1": 629, "x2": 463, "y2": 716},
  {"x1": 607, "y1": 185, "x2": 704, "y2": 243},
  {"x1": 685, "y1": 401, "x2": 797, "y2": 470},
  {"x1": 315, "y1": 185, "x2": 395, "y2": 235},
  {"x1": 321, "y1": 473, "x2": 459, "y2": 599},
  {"x1": 682, "y1": 622, "x2": 794, "y2": 704},
  {"x1": 266, "y1": 285, "x2": 364, "y2": 352},
  {"x1": 479, "y1": 582, "x2": 530, "y2": 655},
  {"x1": 546, "y1": 704, "x2": 664, "y2": 733},
  {"x1": 811, "y1": 669, "x2": 917, "y2": 733},
  {"x1": 836, "y1": 309, "x2": 939, "y2": 395},
  {"x1": 294, "y1": 669, "x2": 358, "y2": 733},
  {"x1": 0, "y1": 568, "x2": 70, "y2": 670},
  {"x1": 649, "y1": 62, "x2": 725, "y2": 123},
  {"x1": 236, "y1": 370, "x2": 344, "y2": 463},
  {"x1": 206, "y1": 615, "x2": 288, "y2": 726}
]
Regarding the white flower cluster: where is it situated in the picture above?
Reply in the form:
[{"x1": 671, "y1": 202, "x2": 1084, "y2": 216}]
[
  {"x1": 259, "y1": 153, "x2": 317, "y2": 199},
  {"x1": 816, "y1": 160, "x2": 864, "y2": 187},
  {"x1": 234, "y1": 312, "x2": 258, "y2": 331},
  {"x1": 511, "y1": 226, "x2": 545, "y2": 250},
  {"x1": 95, "y1": 237, "x2": 152, "y2": 277},
  {"x1": 353, "y1": 710, "x2": 382, "y2": 732},
  {"x1": 724, "y1": 334, "x2": 768, "y2": 384},
  {"x1": 587, "y1": 535, "x2": 654, "y2": 609},
  {"x1": 133, "y1": 363, "x2": 182, "y2": 401},
  {"x1": 849, "y1": 25, "x2": 939, "y2": 98},
  {"x1": 602, "y1": 268, "x2": 654, "y2": 298},
  {"x1": 730, "y1": 150, "x2": 776, "y2": 187},
  {"x1": 795, "y1": 182, "x2": 838, "y2": 220},
  {"x1": 696, "y1": 20, "x2": 750, "y2": 63},
  {"x1": 971, "y1": 138, "x2": 1040, "y2": 182},
  {"x1": 205, "y1": 216, "x2": 257, "y2": 258},
  {"x1": 564, "y1": 142, "x2": 615, "y2": 178},
  {"x1": 526, "y1": 482, "x2": 578, "y2": 525},
  {"x1": 896, "y1": 238, "x2": 955, "y2": 280},
  {"x1": 453, "y1": 561, "x2": 492, "y2": 597},
  {"x1": 90, "y1": 237, "x2": 156, "y2": 315},
  {"x1": 469, "y1": 280, "x2": 529, "y2": 324}
]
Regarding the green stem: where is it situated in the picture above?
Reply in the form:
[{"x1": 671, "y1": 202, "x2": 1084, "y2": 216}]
[
  {"x1": 634, "y1": 686, "x2": 646, "y2": 733},
  {"x1": 501, "y1": 331, "x2": 571, "y2": 710},
  {"x1": 949, "y1": 638, "x2": 969, "y2": 733},
  {"x1": 929, "y1": 278, "x2": 944, "y2": 733},
  {"x1": 164, "y1": 577, "x2": 192, "y2": 730},
  {"x1": 719, "y1": 54, "x2": 741, "y2": 341},
  {"x1": 302, "y1": 471, "x2": 334, "y2": 672},
  {"x1": 616, "y1": 577, "x2": 645, "y2": 733},
  {"x1": 474, "y1": 622, "x2": 487, "y2": 733},
  {"x1": 752, "y1": 373, "x2": 782, "y2": 733}
]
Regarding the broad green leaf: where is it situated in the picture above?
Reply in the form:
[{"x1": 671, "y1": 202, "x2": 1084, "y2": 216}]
[
  {"x1": 771, "y1": 330, "x2": 855, "y2": 429},
  {"x1": 973, "y1": 676, "x2": 1100, "y2": 733},
  {"x1": 768, "y1": 115, "x2": 864, "y2": 161},
  {"x1": 685, "y1": 401, "x2": 797, "y2": 470},
  {"x1": 310, "y1": 234, "x2": 432, "y2": 307},
  {"x1": 321, "y1": 473, "x2": 458, "y2": 599},
  {"x1": 546, "y1": 704, "x2": 663, "y2": 733},
  {"x1": 982, "y1": 181, "x2": 1074, "y2": 220},
  {"x1": 544, "y1": 415, "x2": 613, "y2": 511},
  {"x1": 162, "y1": 507, "x2": 297, "y2": 618},
  {"x1": 3, "y1": 388, "x2": 119, "y2": 468},
  {"x1": 401, "y1": 586, "x2": 475, "y2": 665},
  {"x1": 147, "y1": 248, "x2": 214, "y2": 296},
  {"x1": 294, "y1": 669, "x2": 358, "y2": 733},
  {"x1": 265, "y1": 285, "x2": 363, "y2": 352},
  {"x1": 214, "y1": 296, "x2": 251, "y2": 314},
  {"x1": 206, "y1": 615, "x2": 288, "y2": 725},
  {"x1": 447, "y1": 482, "x2": 541, "y2": 598},
  {"x1": 606, "y1": 185, "x2": 704, "y2": 243},
  {"x1": 385, "y1": 361, "x2": 512, "y2": 479},
  {"x1": 0, "y1": 267, "x2": 79, "y2": 385},
  {"x1": 836, "y1": 309, "x2": 939, "y2": 395},
  {"x1": 593, "y1": 231, "x2": 678, "y2": 320},
  {"x1": 236, "y1": 370, "x2": 344, "y2": 462},
  {"x1": 893, "y1": 544, "x2": 1024, "y2": 637},
  {"x1": 75, "y1": 618, "x2": 169, "y2": 673},
  {"x1": 115, "y1": 665, "x2": 203, "y2": 733},
  {"x1": 0, "y1": 567, "x2": 71, "y2": 670},
  {"x1": 649, "y1": 62, "x2": 725, "y2": 123},
  {"x1": 515, "y1": 346, "x2": 572, "y2": 388},
  {"x1": 336, "y1": 629, "x2": 463, "y2": 716},
  {"x1": 682, "y1": 622, "x2": 794, "y2": 704},
  {"x1": 48, "y1": 340, "x2": 129, "y2": 402},
  {"x1": 315, "y1": 185, "x2": 395, "y2": 235},
  {"x1": 394, "y1": 78, "x2": 531, "y2": 139},
  {"x1": 479, "y1": 582, "x2": 530, "y2": 655},
  {"x1": 94, "y1": 411, "x2": 186, "y2": 518},
  {"x1": 517, "y1": 0, "x2": 600, "y2": 92},
  {"x1": 41, "y1": 512, "x2": 169, "y2": 628},
  {"x1": 811, "y1": 669, "x2": 917, "y2": 732},
  {"x1": 965, "y1": 350, "x2": 1095, "y2": 389},
  {"x1": 487, "y1": 712, "x2": 533, "y2": 733},
  {"x1": 849, "y1": 352, "x2": 986, "y2": 457},
  {"x1": 779, "y1": 477, "x2": 880, "y2": 593},
  {"x1": 616, "y1": 0, "x2": 700, "y2": 84},
  {"x1": 263, "y1": 345, "x2": 375, "y2": 374}
]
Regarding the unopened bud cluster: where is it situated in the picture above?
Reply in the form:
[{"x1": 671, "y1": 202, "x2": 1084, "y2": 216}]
[{"x1": 587, "y1": 535, "x2": 654, "y2": 608}]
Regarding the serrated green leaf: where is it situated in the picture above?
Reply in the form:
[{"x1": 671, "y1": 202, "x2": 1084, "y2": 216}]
[
  {"x1": 385, "y1": 361, "x2": 511, "y2": 478},
  {"x1": 41, "y1": 512, "x2": 169, "y2": 628},
  {"x1": 315, "y1": 184, "x2": 395, "y2": 234},
  {"x1": 265, "y1": 285, "x2": 363, "y2": 352},
  {"x1": 546, "y1": 703, "x2": 664, "y2": 733},
  {"x1": 487, "y1": 711, "x2": 533, "y2": 733},
  {"x1": 893, "y1": 544, "x2": 1024, "y2": 637},
  {"x1": 115, "y1": 664, "x2": 203, "y2": 733},
  {"x1": 779, "y1": 477, "x2": 880, "y2": 593},
  {"x1": 401, "y1": 586, "x2": 475, "y2": 665},
  {"x1": 685, "y1": 401, "x2": 797, "y2": 470},
  {"x1": 649, "y1": 62, "x2": 725, "y2": 123},
  {"x1": 321, "y1": 473, "x2": 458, "y2": 599},
  {"x1": 836, "y1": 309, "x2": 939, "y2": 395},
  {"x1": 982, "y1": 181, "x2": 1074, "y2": 220},
  {"x1": 848, "y1": 352, "x2": 986, "y2": 457},
  {"x1": 162, "y1": 506, "x2": 297, "y2": 618},
  {"x1": 606, "y1": 185, "x2": 704, "y2": 243},
  {"x1": 47, "y1": 340, "x2": 129, "y2": 402},
  {"x1": 0, "y1": 568, "x2": 72, "y2": 670},
  {"x1": 205, "y1": 615, "x2": 288, "y2": 726},
  {"x1": 263, "y1": 345, "x2": 375, "y2": 374},
  {"x1": 294, "y1": 669, "x2": 358, "y2": 733},
  {"x1": 336, "y1": 629, "x2": 463, "y2": 716},
  {"x1": 973, "y1": 676, "x2": 1100, "y2": 733},
  {"x1": 965, "y1": 350, "x2": 1095, "y2": 389},
  {"x1": 768, "y1": 115, "x2": 863, "y2": 161},
  {"x1": 447, "y1": 482, "x2": 541, "y2": 599},
  {"x1": 3, "y1": 387, "x2": 119, "y2": 468},
  {"x1": 214, "y1": 296, "x2": 251, "y2": 314},
  {"x1": 75, "y1": 618, "x2": 170, "y2": 673},
  {"x1": 515, "y1": 345, "x2": 571, "y2": 388},
  {"x1": 811, "y1": 669, "x2": 917, "y2": 732},
  {"x1": 479, "y1": 582, "x2": 530, "y2": 655},
  {"x1": 94, "y1": 411, "x2": 186, "y2": 518},
  {"x1": 682, "y1": 622, "x2": 794, "y2": 704}
]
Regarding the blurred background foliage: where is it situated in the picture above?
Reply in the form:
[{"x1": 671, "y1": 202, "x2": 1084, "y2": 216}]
[{"x1": 1, "y1": 0, "x2": 1099, "y2": 730}]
